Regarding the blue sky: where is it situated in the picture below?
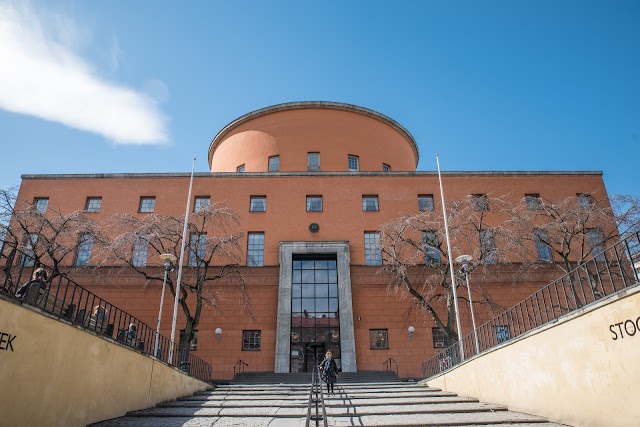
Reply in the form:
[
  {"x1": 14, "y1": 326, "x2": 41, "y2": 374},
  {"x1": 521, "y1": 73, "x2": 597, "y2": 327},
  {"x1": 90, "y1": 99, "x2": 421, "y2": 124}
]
[{"x1": 1, "y1": 1, "x2": 638, "y2": 195}]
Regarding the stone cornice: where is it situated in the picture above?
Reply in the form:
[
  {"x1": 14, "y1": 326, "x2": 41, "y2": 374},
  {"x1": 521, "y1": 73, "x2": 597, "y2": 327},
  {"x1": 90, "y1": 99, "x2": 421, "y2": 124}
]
[{"x1": 21, "y1": 170, "x2": 604, "y2": 181}]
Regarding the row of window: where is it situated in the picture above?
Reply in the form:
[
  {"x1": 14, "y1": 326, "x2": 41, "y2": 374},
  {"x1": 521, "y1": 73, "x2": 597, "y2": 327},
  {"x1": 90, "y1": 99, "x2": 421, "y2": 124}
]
[
  {"x1": 177, "y1": 327, "x2": 514, "y2": 352},
  {"x1": 362, "y1": 230, "x2": 495, "y2": 266},
  {"x1": 180, "y1": 330, "x2": 262, "y2": 351},
  {"x1": 23, "y1": 224, "x2": 603, "y2": 268},
  {"x1": 181, "y1": 192, "x2": 594, "y2": 216},
  {"x1": 364, "y1": 226, "x2": 605, "y2": 266},
  {"x1": 31, "y1": 193, "x2": 595, "y2": 216},
  {"x1": 31, "y1": 194, "x2": 427, "y2": 214},
  {"x1": 95, "y1": 192, "x2": 596, "y2": 216},
  {"x1": 369, "y1": 326, "x2": 511, "y2": 350},
  {"x1": 187, "y1": 326, "x2": 507, "y2": 352},
  {"x1": 247, "y1": 195, "x2": 388, "y2": 213},
  {"x1": 33, "y1": 196, "x2": 148, "y2": 214},
  {"x1": 249, "y1": 194, "x2": 431, "y2": 213},
  {"x1": 235, "y1": 154, "x2": 392, "y2": 173}
]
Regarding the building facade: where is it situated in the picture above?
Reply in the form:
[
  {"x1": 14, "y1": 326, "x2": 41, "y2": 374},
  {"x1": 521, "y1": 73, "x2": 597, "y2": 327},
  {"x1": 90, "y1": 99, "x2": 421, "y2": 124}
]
[{"x1": 14, "y1": 102, "x2": 610, "y2": 379}]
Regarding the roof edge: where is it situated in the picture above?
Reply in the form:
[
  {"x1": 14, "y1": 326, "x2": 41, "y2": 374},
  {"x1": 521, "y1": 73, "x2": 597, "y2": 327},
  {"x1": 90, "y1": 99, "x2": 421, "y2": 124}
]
[{"x1": 21, "y1": 170, "x2": 604, "y2": 181}]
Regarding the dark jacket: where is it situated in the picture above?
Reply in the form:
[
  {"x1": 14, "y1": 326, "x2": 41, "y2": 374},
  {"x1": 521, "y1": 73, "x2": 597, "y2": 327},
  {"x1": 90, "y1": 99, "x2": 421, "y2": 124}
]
[
  {"x1": 320, "y1": 357, "x2": 338, "y2": 383},
  {"x1": 15, "y1": 278, "x2": 46, "y2": 299}
]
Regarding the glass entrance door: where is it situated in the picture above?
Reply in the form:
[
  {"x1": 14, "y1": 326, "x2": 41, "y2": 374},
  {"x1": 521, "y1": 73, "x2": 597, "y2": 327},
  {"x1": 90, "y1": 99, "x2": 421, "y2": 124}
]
[
  {"x1": 305, "y1": 343, "x2": 325, "y2": 372},
  {"x1": 290, "y1": 255, "x2": 341, "y2": 372}
]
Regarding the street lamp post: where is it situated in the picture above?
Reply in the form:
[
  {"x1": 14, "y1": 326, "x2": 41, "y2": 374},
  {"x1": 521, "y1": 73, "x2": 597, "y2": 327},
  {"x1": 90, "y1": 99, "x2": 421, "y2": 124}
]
[
  {"x1": 156, "y1": 253, "x2": 177, "y2": 358},
  {"x1": 455, "y1": 255, "x2": 480, "y2": 355}
]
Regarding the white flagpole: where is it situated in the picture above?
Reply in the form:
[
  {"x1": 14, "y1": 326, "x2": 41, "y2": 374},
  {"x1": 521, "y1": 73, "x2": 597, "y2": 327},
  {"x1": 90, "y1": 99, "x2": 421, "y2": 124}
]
[
  {"x1": 168, "y1": 157, "x2": 196, "y2": 365},
  {"x1": 436, "y1": 154, "x2": 465, "y2": 361}
]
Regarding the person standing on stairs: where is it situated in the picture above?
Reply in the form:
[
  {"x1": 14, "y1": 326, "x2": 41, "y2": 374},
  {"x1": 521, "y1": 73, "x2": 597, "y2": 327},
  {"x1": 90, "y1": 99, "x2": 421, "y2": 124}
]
[{"x1": 320, "y1": 351, "x2": 338, "y2": 395}]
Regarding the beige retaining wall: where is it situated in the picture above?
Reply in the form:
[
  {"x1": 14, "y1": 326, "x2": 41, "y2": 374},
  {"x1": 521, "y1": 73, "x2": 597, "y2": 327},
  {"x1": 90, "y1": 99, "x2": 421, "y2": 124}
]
[
  {"x1": 424, "y1": 286, "x2": 640, "y2": 427},
  {"x1": 0, "y1": 297, "x2": 209, "y2": 427}
]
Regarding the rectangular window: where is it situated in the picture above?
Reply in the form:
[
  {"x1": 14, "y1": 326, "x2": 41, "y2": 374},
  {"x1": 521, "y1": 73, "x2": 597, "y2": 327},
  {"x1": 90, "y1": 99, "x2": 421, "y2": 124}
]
[
  {"x1": 247, "y1": 232, "x2": 264, "y2": 267},
  {"x1": 75, "y1": 233, "x2": 94, "y2": 266},
  {"x1": 188, "y1": 233, "x2": 207, "y2": 267},
  {"x1": 85, "y1": 197, "x2": 102, "y2": 212},
  {"x1": 422, "y1": 231, "x2": 440, "y2": 265},
  {"x1": 382, "y1": 163, "x2": 391, "y2": 172},
  {"x1": 20, "y1": 233, "x2": 38, "y2": 267},
  {"x1": 432, "y1": 327, "x2": 447, "y2": 348},
  {"x1": 139, "y1": 197, "x2": 156, "y2": 213},
  {"x1": 418, "y1": 194, "x2": 434, "y2": 211},
  {"x1": 364, "y1": 231, "x2": 382, "y2": 266},
  {"x1": 250, "y1": 196, "x2": 266, "y2": 212},
  {"x1": 577, "y1": 193, "x2": 594, "y2": 210},
  {"x1": 237, "y1": 164, "x2": 245, "y2": 173},
  {"x1": 348, "y1": 155, "x2": 359, "y2": 171},
  {"x1": 194, "y1": 196, "x2": 210, "y2": 211},
  {"x1": 587, "y1": 228, "x2": 606, "y2": 262},
  {"x1": 534, "y1": 229, "x2": 552, "y2": 262},
  {"x1": 306, "y1": 196, "x2": 323, "y2": 212},
  {"x1": 525, "y1": 194, "x2": 541, "y2": 210},
  {"x1": 369, "y1": 329, "x2": 389, "y2": 350},
  {"x1": 242, "y1": 330, "x2": 262, "y2": 351},
  {"x1": 362, "y1": 195, "x2": 379, "y2": 212},
  {"x1": 180, "y1": 330, "x2": 198, "y2": 351},
  {"x1": 268, "y1": 156, "x2": 280, "y2": 172},
  {"x1": 495, "y1": 325, "x2": 511, "y2": 344},
  {"x1": 132, "y1": 238, "x2": 149, "y2": 267},
  {"x1": 308, "y1": 153, "x2": 320, "y2": 171},
  {"x1": 480, "y1": 229, "x2": 497, "y2": 264},
  {"x1": 472, "y1": 194, "x2": 489, "y2": 211},
  {"x1": 34, "y1": 198, "x2": 49, "y2": 213}
]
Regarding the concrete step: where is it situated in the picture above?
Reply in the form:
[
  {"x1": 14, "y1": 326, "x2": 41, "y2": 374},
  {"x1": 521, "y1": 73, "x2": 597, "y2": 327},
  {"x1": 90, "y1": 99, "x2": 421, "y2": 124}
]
[
  {"x1": 232, "y1": 370, "x2": 400, "y2": 384},
  {"x1": 91, "y1": 382, "x2": 571, "y2": 427}
]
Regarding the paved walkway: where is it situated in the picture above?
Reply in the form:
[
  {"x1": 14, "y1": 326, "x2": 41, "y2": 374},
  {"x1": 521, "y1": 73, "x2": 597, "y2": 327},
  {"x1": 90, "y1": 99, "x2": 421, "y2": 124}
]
[{"x1": 91, "y1": 382, "x2": 570, "y2": 426}]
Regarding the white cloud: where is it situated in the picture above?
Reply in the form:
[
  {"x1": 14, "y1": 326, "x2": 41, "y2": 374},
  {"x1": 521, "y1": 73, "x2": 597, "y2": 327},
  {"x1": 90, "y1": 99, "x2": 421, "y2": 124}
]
[{"x1": 0, "y1": 2, "x2": 168, "y2": 144}]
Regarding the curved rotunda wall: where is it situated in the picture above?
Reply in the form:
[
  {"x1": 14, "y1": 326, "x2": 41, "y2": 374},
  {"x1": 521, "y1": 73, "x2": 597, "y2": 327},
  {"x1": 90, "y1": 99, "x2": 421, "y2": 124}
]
[{"x1": 209, "y1": 105, "x2": 418, "y2": 172}]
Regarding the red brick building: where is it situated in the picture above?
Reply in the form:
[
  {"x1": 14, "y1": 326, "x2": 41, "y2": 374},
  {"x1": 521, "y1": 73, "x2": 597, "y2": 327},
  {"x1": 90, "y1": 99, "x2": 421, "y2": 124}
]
[{"x1": 14, "y1": 102, "x2": 609, "y2": 379}]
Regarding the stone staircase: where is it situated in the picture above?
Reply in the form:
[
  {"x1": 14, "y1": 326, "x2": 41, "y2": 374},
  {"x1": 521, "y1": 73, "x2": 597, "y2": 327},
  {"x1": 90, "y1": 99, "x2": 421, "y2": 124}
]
[
  {"x1": 232, "y1": 370, "x2": 401, "y2": 384},
  {"x1": 91, "y1": 381, "x2": 569, "y2": 426}
]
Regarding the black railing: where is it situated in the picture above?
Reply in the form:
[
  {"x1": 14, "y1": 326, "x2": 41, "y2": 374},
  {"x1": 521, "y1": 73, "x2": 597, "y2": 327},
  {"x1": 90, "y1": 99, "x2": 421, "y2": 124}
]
[
  {"x1": 383, "y1": 357, "x2": 399, "y2": 377},
  {"x1": 0, "y1": 240, "x2": 212, "y2": 382},
  {"x1": 422, "y1": 232, "x2": 640, "y2": 379},
  {"x1": 306, "y1": 365, "x2": 328, "y2": 427},
  {"x1": 233, "y1": 359, "x2": 249, "y2": 376}
]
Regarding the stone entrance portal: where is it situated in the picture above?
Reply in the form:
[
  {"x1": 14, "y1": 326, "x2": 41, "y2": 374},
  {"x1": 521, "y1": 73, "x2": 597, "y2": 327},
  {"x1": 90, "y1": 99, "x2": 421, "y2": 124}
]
[{"x1": 275, "y1": 242, "x2": 356, "y2": 373}]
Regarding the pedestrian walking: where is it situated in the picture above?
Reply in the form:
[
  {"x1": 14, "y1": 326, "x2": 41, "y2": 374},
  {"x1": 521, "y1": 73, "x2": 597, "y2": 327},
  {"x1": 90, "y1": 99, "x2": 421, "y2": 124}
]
[{"x1": 319, "y1": 351, "x2": 338, "y2": 395}]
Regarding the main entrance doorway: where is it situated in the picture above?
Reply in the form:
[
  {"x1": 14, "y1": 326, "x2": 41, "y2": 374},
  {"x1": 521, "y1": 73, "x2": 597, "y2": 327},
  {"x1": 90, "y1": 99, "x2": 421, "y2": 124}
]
[{"x1": 290, "y1": 255, "x2": 341, "y2": 373}]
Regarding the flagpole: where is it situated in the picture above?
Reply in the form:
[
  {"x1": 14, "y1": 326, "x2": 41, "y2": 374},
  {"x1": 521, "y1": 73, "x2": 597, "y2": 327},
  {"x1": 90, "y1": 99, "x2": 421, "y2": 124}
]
[
  {"x1": 436, "y1": 154, "x2": 465, "y2": 361},
  {"x1": 168, "y1": 157, "x2": 196, "y2": 365}
]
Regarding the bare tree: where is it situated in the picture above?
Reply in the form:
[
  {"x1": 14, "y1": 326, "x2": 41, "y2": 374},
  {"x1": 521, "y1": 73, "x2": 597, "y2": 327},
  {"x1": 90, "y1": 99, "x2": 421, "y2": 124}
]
[
  {"x1": 378, "y1": 194, "x2": 522, "y2": 347},
  {"x1": 508, "y1": 192, "x2": 640, "y2": 307},
  {"x1": 511, "y1": 193, "x2": 640, "y2": 271},
  {"x1": 103, "y1": 202, "x2": 251, "y2": 361},
  {"x1": 610, "y1": 194, "x2": 640, "y2": 252},
  {"x1": 0, "y1": 187, "x2": 102, "y2": 281}
]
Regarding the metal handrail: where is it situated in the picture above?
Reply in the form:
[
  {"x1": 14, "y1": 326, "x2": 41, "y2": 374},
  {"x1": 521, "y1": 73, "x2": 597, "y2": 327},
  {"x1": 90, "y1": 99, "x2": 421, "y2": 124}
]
[
  {"x1": 422, "y1": 232, "x2": 640, "y2": 379},
  {"x1": 306, "y1": 365, "x2": 328, "y2": 427},
  {"x1": 233, "y1": 359, "x2": 249, "y2": 376},
  {"x1": 0, "y1": 240, "x2": 213, "y2": 382},
  {"x1": 383, "y1": 357, "x2": 399, "y2": 377}
]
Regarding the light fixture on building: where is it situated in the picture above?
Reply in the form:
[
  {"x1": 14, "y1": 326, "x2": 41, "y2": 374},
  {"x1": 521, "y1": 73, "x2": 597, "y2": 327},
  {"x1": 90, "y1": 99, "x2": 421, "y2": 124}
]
[
  {"x1": 155, "y1": 253, "x2": 177, "y2": 358},
  {"x1": 215, "y1": 327, "x2": 222, "y2": 342},
  {"x1": 408, "y1": 325, "x2": 415, "y2": 340},
  {"x1": 455, "y1": 255, "x2": 480, "y2": 355}
]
